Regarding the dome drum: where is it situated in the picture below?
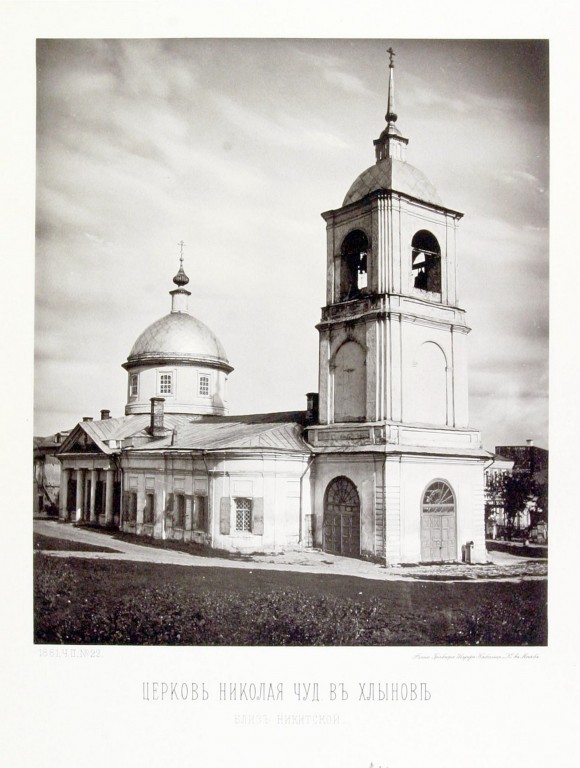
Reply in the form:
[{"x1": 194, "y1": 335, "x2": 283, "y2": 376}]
[{"x1": 123, "y1": 354, "x2": 233, "y2": 373}]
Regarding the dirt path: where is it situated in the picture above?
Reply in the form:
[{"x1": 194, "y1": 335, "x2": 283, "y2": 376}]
[{"x1": 34, "y1": 519, "x2": 547, "y2": 583}]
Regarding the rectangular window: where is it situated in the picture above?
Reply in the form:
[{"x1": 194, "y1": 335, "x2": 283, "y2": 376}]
[
  {"x1": 130, "y1": 374, "x2": 139, "y2": 397},
  {"x1": 195, "y1": 495, "x2": 208, "y2": 532},
  {"x1": 235, "y1": 498, "x2": 252, "y2": 532},
  {"x1": 144, "y1": 492, "x2": 155, "y2": 524},
  {"x1": 159, "y1": 373, "x2": 173, "y2": 395},
  {"x1": 199, "y1": 375, "x2": 210, "y2": 397},
  {"x1": 175, "y1": 494, "x2": 186, "y2": 528}
]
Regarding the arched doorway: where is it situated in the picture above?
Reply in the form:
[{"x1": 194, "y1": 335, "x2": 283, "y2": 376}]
[
  {"x1": 420, "y1": 480, "x2": 457, "y2": 562},
  {"x1": 323, "y1": 476, "x2": 360, "y2": 557}
]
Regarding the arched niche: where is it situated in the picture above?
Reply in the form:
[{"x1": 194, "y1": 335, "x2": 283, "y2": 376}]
[
  {"x1": 407, "y1": 341, "x2": 447, "y2": 425},
  {"x1": 333, "y1": 340, "x2": 366, "y2": 422}
]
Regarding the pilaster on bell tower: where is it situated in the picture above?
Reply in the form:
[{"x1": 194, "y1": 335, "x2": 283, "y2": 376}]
[{"x1": 314, "y1": 48, "x2": 472, "y2": 435}]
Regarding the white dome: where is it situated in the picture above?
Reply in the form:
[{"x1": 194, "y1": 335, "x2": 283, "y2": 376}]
[
  {"x1": 126, "y1": 312, "x2": 231, "y2": 370},
  {"x1": 343, "y1": 157, "x2": 442, "y2": 207}
]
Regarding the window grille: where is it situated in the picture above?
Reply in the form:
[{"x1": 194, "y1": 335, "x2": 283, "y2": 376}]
[
  {"x1": 159, "y1": 373, "x2": 173, "y2": 394},
  {"x1": 235, "y1": 498, "x2": 252, "y2": 532},
  {"x1": 199, "y1": 375, "x2": 210, "y2": 396}
]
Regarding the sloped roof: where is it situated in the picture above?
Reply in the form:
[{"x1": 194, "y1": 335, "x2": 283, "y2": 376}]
[
  {"x1": 489, "y1": 452, "x2": 515, "y2": 465},
  {"x1": 133, "y1": 411, "x2": 310, "y2": 454},
  {"x1": 59, "y1": 411, "x2": 310, "y2": 455}
]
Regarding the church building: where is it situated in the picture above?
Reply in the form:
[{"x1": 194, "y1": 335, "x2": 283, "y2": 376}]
[{"x1": 55, "y1": 51, "x2": 488, "y2": 565}]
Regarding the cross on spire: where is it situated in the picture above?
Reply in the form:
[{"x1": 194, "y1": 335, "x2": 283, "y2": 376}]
[
  {"x1": 385, "y1": 46, "x2": 397, "y2": 124},
  {"x1": 178, "y1": 240, "x2": 186, "y2": 265}
]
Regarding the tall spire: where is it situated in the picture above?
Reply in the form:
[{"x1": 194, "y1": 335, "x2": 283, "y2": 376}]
[
  {"x1": 385, "y1": 46, "x2": 397, "y2": 124},
  {"x1": 373, "y1": 46, "x2": 408, "y2": 163}
]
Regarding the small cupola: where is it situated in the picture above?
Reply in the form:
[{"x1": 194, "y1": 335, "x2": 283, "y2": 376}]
[
  {"x1": 123, "y1": 242, "x2": 233, "y2": 417},
  {"x1": 170, "y1": 240, "x2": 192, "y2": 313}
]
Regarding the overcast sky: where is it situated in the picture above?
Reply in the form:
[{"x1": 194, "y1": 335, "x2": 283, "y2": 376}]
[{"x1": 34, "y1": 38, "x2": 549, "y2": 450}]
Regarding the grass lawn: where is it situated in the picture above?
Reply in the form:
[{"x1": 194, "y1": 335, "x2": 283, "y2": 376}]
[{"x1": 34, "y1": 553, "x2": 547, "y2": 646}]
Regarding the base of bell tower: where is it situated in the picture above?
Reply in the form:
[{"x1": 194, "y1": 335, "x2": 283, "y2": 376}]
[{"x1": 307, "y1": 420, "x2": 489, "y2": 566}]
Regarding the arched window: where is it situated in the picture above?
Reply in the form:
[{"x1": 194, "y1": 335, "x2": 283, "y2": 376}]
[
  {"x1": 422, "y1": 480, "x2": 455, "y2": 513},
  {"x1": 411, "y1": 230, "x2": 441, "y2": 294},
  {"x1": 339, "y1": 230, "x2": 369, "y2": 301}
]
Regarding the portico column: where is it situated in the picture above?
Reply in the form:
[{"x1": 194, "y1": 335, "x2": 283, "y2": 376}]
[
  {"x1": 104, "y1": 469, "x2": 114, "y2": 525},
  {"x1": 75, "y1": 469, "x2": 84, "y2": 523},
  {"x1": 89, "y1": 469, "x2": 98, "y2": 523},
  {"x1": 59, "y1": 468, "x2": 70, "y2": 521}
]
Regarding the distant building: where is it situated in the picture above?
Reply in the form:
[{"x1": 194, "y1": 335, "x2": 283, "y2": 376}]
[
  {"x1": 495, "y1": 440, "x2": 548, "y2": 477},
  {"x1": 484, "y1": 441, "x2": 548, "y2": 540},
  {"x1": 484, "y1": 453, "x2": 515, "y2": 537},
  {"x1": 33, "y1": 431, "x2": 70, "y2": 516}
]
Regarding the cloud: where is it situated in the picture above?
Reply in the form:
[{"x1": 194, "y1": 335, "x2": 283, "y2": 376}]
[
  {"x1": 496, "y1": 169, "x2": 547, "y2": 195},
  {"x1": 33, "y1": 40, "x2": 549, "y2": 449},
  {"x1": 290, "y1": 46, "x2": 371, "y2": 94}
]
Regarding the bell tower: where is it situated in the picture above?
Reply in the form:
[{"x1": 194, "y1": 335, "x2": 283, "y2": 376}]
[
  {"x1": 307, "y1": 49, "x2": 487, "y2": 566},
  {"x1": 315, "y1": 48, "x2": 469, "y2": 431}
]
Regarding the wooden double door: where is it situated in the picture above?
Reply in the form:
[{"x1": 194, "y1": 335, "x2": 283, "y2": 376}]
[
  {"x1": 420, "y1": 480, "x2": 457, "y2": 562},
  {"x1": 323, "y1": 476, "x2": 360, "y2": 558}
]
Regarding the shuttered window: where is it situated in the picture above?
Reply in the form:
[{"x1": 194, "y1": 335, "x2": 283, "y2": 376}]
[
  {"x1": 219, "y1": 497, "x2": 231, "y2": 534},
  {"x1": 144, "y1": 492, "x2": 155, "y2": 524},
  {"x1": 175, "y1": 494, "x2": 186, "y2": 528},
  {"x1": 195, "y1": 495, "x2": 208, "y2": 532}
]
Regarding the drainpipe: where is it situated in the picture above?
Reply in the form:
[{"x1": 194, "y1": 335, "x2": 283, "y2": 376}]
[
  {"x1": 112, "y1": 453, "x2": 124, "y2": 529},
  {"x1": 298, "y1": 453, "x2": 315, "y2": 545},
  {"x1": 383, "y1": 453, "x2": 387, "y2": 564},
  {"x1": 200, "y1": 451, "x2": 213, "y2": 545}
]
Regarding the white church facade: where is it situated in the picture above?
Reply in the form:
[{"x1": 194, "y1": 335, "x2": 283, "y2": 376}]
[{"x1": 55, "y1": 52, "x2": 488, "y2": 565}]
